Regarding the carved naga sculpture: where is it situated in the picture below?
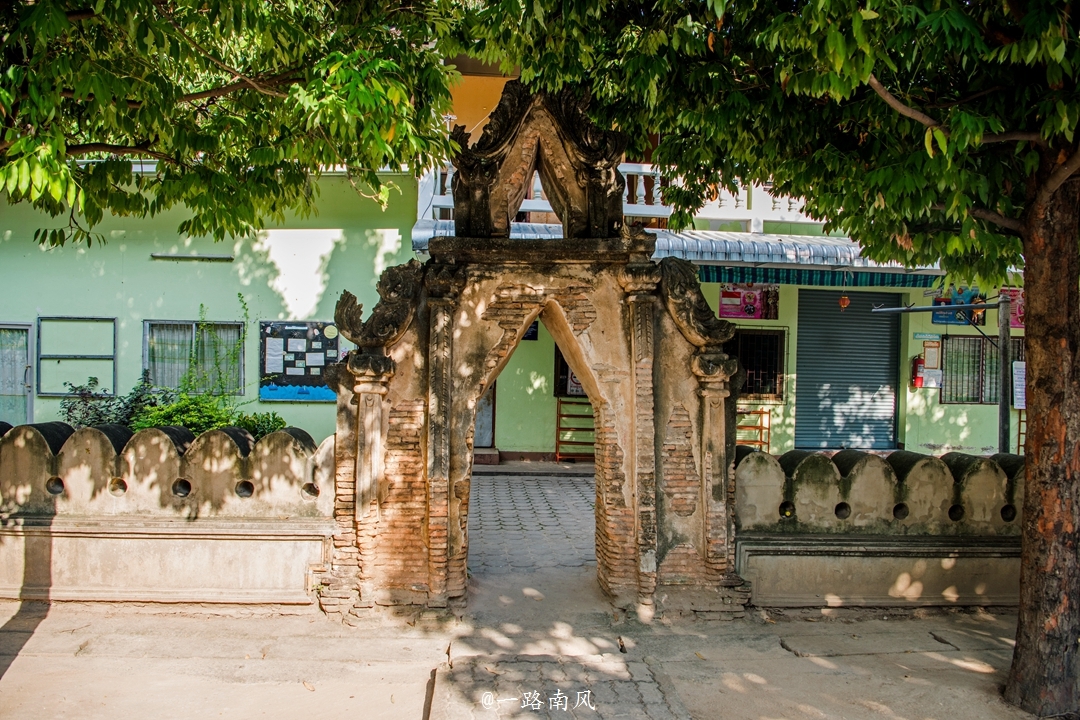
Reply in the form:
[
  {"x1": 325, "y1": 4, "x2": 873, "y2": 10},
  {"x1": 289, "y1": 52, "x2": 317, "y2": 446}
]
[
  {"x1": 658, "y1": 257, "x2": 739, "y2": 379},
  {"x1": 450, "y1": 80, "x2": 627, "y2": 239},
  {"x1": 334, "y1": 259, "x2": 424, "y2": 375}
]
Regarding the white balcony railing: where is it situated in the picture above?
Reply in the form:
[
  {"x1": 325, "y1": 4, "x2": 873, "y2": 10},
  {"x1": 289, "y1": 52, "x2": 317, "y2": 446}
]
[{"x1": 418, "y1": 163, "x2": 813, "y2": 230}]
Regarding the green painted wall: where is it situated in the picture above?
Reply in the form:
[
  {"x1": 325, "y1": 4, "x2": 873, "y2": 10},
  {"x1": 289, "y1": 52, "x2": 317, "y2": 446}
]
[
  {"x1": 493, "y1": 321, "x2": 558, "y2": 453},
  {"x1": 0, "y1": 175, "x2": 418, "y2": 444},
  {"x1": 901, "y1": 297, "x2": 1024, "y2": 455}
]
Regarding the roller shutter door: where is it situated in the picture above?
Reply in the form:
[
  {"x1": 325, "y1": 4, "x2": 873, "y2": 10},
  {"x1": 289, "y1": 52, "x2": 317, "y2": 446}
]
[{"x1": 795, "y1": 289, "x2": 900, "y2": 449}]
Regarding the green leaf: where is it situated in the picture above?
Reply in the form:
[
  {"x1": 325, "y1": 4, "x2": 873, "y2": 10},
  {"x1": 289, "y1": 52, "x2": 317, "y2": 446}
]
[
  {"x1": 859, "y1": 9, "x2": 880, "y2": 20},
  {"x1": 924, "y1": 127, "x2": 935, "y2": 158},
  {"x1": 932, "y1": 128, "x2": 948, "y2": 155}
]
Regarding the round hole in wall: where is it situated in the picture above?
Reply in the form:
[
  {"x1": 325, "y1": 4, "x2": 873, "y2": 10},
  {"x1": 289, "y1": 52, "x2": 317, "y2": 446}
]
[
  {"x1": 834, "y1": 502, "x2": 852, "y2": 520},
  {"x1": 109, "y1": 477, "x2": 127, "y2": 496},
  {"x1": 893, "y1": 503, "x2": 910, "y2": 520},
  {"x1": 301, "y1": 482, "x2": 320, "y2": 500},
  {"x1": 948, "y1": 504, "x2": 966, "y2": 522},
  {"x1": 172, "y1": 478, "x2": 192, "y2": 498},
  {"x1": 778, "y1": 501, "x2": 796, "y2": 519},
  {"x1": 235, "y1": 480, "x2": 255, "y2": 498},
  {"x1": 1001, "y1": 504, "x2": 1018, "y2": 522},
  {"x1": 45, "y1": 477, "x2": 65, "y2": 496}
]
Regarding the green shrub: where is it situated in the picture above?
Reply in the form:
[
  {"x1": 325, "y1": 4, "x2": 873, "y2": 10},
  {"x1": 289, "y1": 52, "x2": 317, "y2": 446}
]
[
  {"x1": 234, "y1": 411, "x2": 287, "y2": 440},
  {"x1": 60, "y1": 372, "x2": 176, "y2": 429},
  {"x1": 129, "y1": 393, "x2": 235, "y2": 437}
]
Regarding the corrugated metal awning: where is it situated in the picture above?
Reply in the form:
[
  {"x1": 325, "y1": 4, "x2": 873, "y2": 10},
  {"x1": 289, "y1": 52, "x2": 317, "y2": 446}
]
[{"x1": 411, "y1": 220, "x2": 943, "y2": 280}]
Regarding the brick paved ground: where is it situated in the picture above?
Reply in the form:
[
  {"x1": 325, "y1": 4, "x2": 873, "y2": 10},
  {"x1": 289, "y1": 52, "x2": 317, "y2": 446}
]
[{"x1": 467, "y1": 474, "x2": 597, "y2": 576}]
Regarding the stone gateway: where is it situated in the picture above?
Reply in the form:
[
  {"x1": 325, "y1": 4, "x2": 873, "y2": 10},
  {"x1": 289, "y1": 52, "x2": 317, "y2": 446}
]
[{"x1": 318, "y1": 81, "x2": 749, "y2": 619}]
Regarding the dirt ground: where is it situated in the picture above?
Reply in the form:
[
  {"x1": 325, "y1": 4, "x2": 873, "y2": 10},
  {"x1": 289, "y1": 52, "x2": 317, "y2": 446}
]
[{"x1": 0, "y1": 570, "x2": 1031, "y2": 720}]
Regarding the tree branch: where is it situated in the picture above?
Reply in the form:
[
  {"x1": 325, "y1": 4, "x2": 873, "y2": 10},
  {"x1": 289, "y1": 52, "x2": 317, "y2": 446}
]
[
  {"x1": 58, "y1": 71, "x2": 301, "y2": 110},
  {"x1": 868, "y1": 75, "x2": 1045, "y2": 147},
  {"x1": 66, "y1": 9, "x2": 97, "y2": 22},
  {"x1": 1034, "y1": 148, "x2": 1080, "y2": 207},
  {"x1": 66, "y1": 143, "x2": 174, "y2": 163},
  {"x1": 930, "y1": 203, "x2": 1024, "y2": 234},
  {"x1": 970, "y1": 207, "x2": 1024, "y2": 232},
  {"x1": 179, "y1": 72, "x2": 301, "y2": 103},
  {"x1": 164, "y1": 20, "x2": 289, "y2": 99},
  {"x1": 983, "y1": 131, "x2": 1045, "y2": 145},
  {"x1": 61, "y1": 90, "x2": 142, "y2": 110},
  {"x1": 867, "y1": 74, "x2": 942, "y2": 129}
]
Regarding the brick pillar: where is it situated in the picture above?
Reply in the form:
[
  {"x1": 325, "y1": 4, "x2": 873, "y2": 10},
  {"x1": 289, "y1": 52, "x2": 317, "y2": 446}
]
[
  {"x1": 348, "y1": 352, "x2": 395, "y2": 607},
  {"x1": 315, "y1": 358, "x2": 367, "y2": 615},
  {"x1": 426, "y1": 296, "x2": 452, "y2": 607},
  {"x1": 620, "y1": 262, "x2": 662, "y2": 605},
  {"x1": 424, "y1": 264, "x2": 464, "y2": 608},
  {"x1": 693, "y1": 351, "x2": 738, "y2": 580}
]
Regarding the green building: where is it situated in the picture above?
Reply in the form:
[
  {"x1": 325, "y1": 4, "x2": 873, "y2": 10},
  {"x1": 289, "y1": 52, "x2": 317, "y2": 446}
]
[{"x1": 1, "y1": 166, "x2": 1024, "y2": 457}]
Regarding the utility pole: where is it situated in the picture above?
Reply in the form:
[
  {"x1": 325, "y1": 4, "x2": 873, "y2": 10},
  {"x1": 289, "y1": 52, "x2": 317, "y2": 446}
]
[{"x1": 998, "y1": 295, "x2": 1011, "y2": 454}]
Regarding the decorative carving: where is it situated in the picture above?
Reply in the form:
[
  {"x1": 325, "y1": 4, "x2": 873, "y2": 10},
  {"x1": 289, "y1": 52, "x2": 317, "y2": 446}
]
[
  {"x1": 347, "y1": 351, "x2": 396, "y2": 381},
  {"x1": 618, "y1": 261, "x2": 662, "y2": 295},
  {"x1": 658, "y1": 257, "x2": 735, "y2": 348},
  {"x1": 692, "y1": 352, "x2": 739, "y2": 382},
  {"x1": 334, "y1": 259, "x2": 423, "y2": 350},
  {"x1": 450, "y1": 80, "x2": 627, "y2": 239},
  {"x1": 424, "y1": 261, "x2": 467, "y2": 300}
]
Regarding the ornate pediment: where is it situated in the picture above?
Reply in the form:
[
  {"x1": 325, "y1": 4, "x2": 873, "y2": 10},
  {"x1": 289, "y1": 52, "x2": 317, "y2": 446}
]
[{"x1": 450, "y1": 80, "x2": 627, "y2": 239}]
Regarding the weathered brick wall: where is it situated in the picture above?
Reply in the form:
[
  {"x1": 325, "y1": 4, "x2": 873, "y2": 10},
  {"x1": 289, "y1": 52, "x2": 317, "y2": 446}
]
[
  {"x1": 356, "y1": 400, "x2": 428, "y2": 605},
  {"x1": 593, "y1": 403, "x2": 637, "y2": 601}
]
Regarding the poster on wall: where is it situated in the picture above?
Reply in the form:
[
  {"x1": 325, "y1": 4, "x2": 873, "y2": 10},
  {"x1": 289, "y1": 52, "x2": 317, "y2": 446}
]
[
  {"x1": 931, "y1": 285, "x2": 987, "y2": 326},
  {"x1": 1013, "y1": 361, "x2": 1027, "y2": 410},
  {"x1": 718, "y1": 284, "x2": 780, "y2": 319},
  {"x1": 1001, "y1": 287, "x2": 1025, "y2": 328},
  {"x1": 259, "y1": 321, "x2": 340, "y2": 402},
  {"x1": 566, "y1": 370, "x2": 586, "y2": 396}
]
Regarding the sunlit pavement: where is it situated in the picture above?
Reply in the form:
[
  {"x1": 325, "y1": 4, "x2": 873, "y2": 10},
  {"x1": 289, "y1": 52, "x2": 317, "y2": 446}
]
[{"x1": 0, "y1": 469, "x2": 1032, "y2": 720}]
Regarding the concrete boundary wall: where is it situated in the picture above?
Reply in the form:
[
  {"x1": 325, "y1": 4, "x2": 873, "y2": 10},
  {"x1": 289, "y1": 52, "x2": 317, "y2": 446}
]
[
  {"x1": 0, "y1": 422, "x2": 335, "y2": 604},
  {"x1": 734, "y1": 448, "x2": 1025, "y2": 607}
]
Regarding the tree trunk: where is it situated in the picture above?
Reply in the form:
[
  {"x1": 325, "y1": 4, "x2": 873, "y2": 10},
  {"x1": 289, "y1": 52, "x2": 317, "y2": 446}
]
[{"x1": 1004, "y1": 176, "x2": 1080, "y2": 715}]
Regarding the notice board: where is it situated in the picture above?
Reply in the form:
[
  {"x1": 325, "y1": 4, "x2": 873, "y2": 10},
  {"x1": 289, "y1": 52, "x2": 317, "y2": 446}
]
[{"x1": 259, "y1": 321, "x2": 340, "y2": 402}]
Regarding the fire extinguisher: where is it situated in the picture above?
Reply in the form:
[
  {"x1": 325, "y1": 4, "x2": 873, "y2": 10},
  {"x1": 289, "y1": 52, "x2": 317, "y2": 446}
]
[{"x1": 911, "y1": 356, "x2": 925, "y2": 388}]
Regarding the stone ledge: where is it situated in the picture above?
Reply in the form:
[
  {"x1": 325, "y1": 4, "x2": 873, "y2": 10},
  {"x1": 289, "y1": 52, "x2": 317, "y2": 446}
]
[
  {"x1": 737, "y1": 533, "x2": 1020, "y2": 608},
  {"x1": 735, "y1": 533, "x2": 1022, "y2": 571},
  {"x1": 0, "y1": 516, "x2": 335, "y2": 540},
  {"x1": 428, "y1": 235, "x2": 655, "y2": 264}
]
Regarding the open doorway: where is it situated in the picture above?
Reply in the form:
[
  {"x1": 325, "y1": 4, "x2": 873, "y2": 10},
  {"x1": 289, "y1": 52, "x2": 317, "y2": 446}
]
[{"x1": 465, "y1": 316, "x2": 598, "y2": 580}]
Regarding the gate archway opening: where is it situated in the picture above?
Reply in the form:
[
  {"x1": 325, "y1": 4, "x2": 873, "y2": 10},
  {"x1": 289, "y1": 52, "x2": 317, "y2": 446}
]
[
  {"x1": 320, "y1": 79, "x2": 749, "y2": 619},
  {"x1": 461, "y1": 309, "x2": 601, "y2": 584}
]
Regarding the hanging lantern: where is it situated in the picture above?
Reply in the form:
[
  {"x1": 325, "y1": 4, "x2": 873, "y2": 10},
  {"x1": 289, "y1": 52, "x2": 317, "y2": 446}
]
[{"x1": 839, "y1": 293, "x2": 851, "y2": 312}]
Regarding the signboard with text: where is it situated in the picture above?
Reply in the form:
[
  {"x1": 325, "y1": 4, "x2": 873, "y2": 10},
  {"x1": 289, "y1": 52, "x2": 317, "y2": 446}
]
[{"x1": 259, "y1": 321, "x2": 340, "y2": 402}]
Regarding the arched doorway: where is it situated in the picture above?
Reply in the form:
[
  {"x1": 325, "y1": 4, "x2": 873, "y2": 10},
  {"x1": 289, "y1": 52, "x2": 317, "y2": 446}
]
[{"x1": 318, "y1": 80, "x2": 748, "y2": 619}]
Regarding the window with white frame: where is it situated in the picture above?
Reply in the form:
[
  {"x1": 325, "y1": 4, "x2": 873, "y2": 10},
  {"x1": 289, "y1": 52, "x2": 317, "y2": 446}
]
[
  {"x1": 144, "y1": 321, "x2": 244, "y2": 394},
  {"x1": 941, "y1": 335, "x2": 1025, "y2": 404}
]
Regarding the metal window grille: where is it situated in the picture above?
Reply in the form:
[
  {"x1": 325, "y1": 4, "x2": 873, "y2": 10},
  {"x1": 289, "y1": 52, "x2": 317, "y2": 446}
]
[
  {"x1": 723, "y1": 329, "x2": 785, "y2": 400},
  {"x1": 941, "y1": 336, "x2": 1024, "y2": 404},
  {"x1": 144, "y1": 321, "x2": 245, "y2": 394}
]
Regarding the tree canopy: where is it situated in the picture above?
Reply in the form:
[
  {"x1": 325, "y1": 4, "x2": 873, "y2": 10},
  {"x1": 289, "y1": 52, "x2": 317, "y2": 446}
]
[
  {"x1": 0, "y1": 0, "x2": 459, "y2": 245},
  {"x1": 466, "y1": 0, "x2": 1076, "y2": 283},
  {"x1": 5, "y1": 0, "x2": 1080, "y2": 713},
  {"x1": 464, "y1": 0, "x2": 1080, "y2": 713}
]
